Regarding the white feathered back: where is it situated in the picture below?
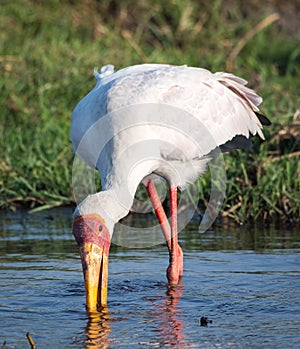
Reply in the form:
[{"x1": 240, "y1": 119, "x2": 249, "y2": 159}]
[{"x1": 71, "y1": 64, "x2": 270, "y2": 189}]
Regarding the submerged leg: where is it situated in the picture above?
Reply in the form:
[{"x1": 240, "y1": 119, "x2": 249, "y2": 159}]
[{"x1": 145, "y1": 180, "x2": 183, "y2": 284}]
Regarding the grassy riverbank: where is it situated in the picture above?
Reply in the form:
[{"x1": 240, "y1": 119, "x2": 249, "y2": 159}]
[{"x1": 0, "y1": 0, "x2": 299, "y2": 223}]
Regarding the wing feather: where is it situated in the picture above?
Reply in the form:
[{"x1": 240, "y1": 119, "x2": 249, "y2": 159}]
[{"x1": 71, "y1": 64, "x2": 270, "y2": 172}]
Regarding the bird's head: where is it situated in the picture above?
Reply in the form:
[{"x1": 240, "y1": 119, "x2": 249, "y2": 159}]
[
  {"x1": 73, "y1": 214, "x2": 111, "y2": 312},
  {"x1": 72, "y1": 192, "x2": 131, "y2": 311}
]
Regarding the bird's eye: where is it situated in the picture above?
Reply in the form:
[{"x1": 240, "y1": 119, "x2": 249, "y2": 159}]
[{"x1": 99, "y1": 225, "x2": 103, "y2": 232}]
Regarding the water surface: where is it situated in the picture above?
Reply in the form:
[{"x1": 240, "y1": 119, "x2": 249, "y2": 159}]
[{"x1": 0, "y1": 208, "x2": 299, "y2": 348}]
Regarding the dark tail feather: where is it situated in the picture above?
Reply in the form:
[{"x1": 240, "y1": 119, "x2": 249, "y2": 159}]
[
  {"x1": 255, "y1": 112, "x2": 271, "y2": 126},
  {"x1": 219, "y1": 135, "x2": 252, "y2": 153}
]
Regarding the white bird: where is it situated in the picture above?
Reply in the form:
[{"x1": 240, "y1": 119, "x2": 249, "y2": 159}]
[{"x1": 70, "y1": 63, "x2": 270, "y2": 312}]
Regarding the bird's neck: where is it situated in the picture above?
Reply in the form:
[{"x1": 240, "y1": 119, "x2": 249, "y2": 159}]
[{"x1": 73, "y1": 190, "x2": 130, "y2": 236}]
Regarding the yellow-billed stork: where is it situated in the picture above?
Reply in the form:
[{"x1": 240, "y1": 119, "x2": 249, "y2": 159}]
[{"x1": 70, "y1": 64, "x2": 270, "y2": 312}]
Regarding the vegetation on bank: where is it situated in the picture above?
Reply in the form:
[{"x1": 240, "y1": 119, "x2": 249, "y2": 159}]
[{"x1": 0, "y1": 0, "x2": 299, "y2": 224}]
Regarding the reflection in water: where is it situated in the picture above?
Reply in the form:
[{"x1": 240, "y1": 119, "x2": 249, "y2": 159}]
[
  {"x1": 85, "y1": 308, "x2": 111, "y2": 349},
  {"x1": 84, "y1": 282, "x2": 188, "y2": 348},
  {"x1": 147, "y1": 281, "x2": 189, "y2": 348},
  {"x1": 159, "y1": 283, "x2": 186, "y2": 348}
]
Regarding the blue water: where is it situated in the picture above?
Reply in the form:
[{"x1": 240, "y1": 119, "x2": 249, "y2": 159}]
[{"x1": 0, "y1": 208, "x2": 299, "y2": 348}]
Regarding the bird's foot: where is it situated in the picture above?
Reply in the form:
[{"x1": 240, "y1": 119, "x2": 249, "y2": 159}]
[{"x1": 166, "y1": 244, "x2": 183, "y2": 285}]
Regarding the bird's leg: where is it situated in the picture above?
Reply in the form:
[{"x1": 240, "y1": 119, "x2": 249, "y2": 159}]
[
  {"x1": 145, "y1": 180, "x2": 183, "y2": 284},
  {"x1": 145, "y1": 180, "x2": 171, "y2": 250},
  {"x1": 167, "y1": 186, "x2": 183, "y2": 284}
]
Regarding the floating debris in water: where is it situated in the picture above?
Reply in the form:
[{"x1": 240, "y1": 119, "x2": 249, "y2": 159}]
[{"x1": 199, "y1": 316, "x2": 213, "y2": 327}]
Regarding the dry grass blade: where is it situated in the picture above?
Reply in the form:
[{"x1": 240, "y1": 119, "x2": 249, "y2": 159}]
[
  {"x1": 269, "y1": 151, "x2": 300, "y2": 162},
  {"x1": 222, "y1": 202, "x2": 242, "y2": 217},
  {"x1": 121, "y1": 30, "x2": 147, "y2": 62},
  {"x1": 226, "y1": 13, "x2": 280, "y2": 71},
  {"x1": 26, "y1": 333, "x2": 37, "y2": 349},
  {"x1": 0, "y1": 55, "x2": 21, "y2": 62}
]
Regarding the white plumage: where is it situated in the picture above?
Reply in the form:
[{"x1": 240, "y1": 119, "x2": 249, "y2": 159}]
[
  {"x1": 71, "y1": 64, "x2": 271, "y2": 310},
  {"x1": 70, "y1": 63, "x2": 269, "y2": 234}
]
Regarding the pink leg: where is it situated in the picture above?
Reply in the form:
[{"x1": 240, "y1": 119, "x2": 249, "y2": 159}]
[
  {"x1": 145, "y1": 180, "x2": 171, "y2": 250},
  {"x1": 167, "y1": 187, "x2": 183, "y2": 284},
  {"x1": 145, "y1": 180, "x2": 183, "y2": 284}
]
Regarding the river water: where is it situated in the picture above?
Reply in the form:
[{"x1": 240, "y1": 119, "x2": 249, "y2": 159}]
[{"x1": 0, "y1": 208, "x2": 299, "y2": 348}]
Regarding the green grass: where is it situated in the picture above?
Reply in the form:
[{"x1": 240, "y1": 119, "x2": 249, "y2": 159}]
[{"x1": 0, "y1": 0, "x2": 299, "y2": 223}]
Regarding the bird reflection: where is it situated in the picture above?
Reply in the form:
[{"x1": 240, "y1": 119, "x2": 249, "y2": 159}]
[
  {"x1": 145, "y1": 280, "x2": 188, "y2": 348},
  {"x1": 85, "y1": 308, "x2": 111, "y2": 349},
  {"x1": 156, "y1": 281, "x2": 187, "y2": 348},
  {"x1": 83, "y1": 281, "x2": 188, "y2": 348}
]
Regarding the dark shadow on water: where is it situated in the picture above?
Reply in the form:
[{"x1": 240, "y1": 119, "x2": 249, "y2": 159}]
[{"x1": 1, "y1": 208, "x2": 299, "y2": 255}]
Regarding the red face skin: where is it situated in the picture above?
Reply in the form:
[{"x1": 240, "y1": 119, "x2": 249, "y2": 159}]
[{"x1": 73, "y1": 214, "x2": 111, "y2": 312}]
